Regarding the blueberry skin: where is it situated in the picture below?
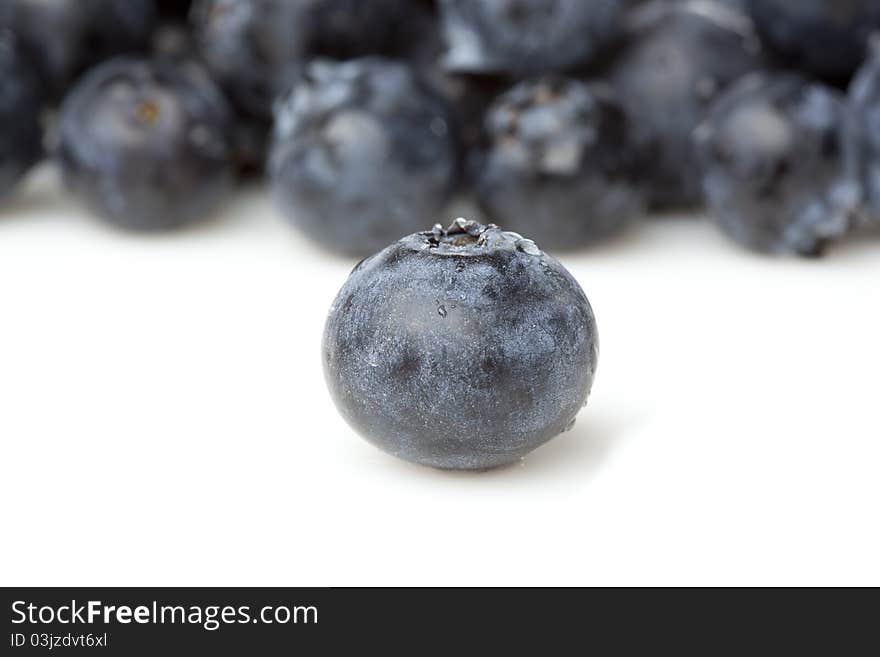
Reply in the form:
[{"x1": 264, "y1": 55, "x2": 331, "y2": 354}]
[
  {"x1": 323, "y1": 219, "x2": 599, "y2": 470},
  {"x1": 191, "y1": 0, "x2": 306, "y2": 120},
  {"x1": 151, "y1": 21, "x2": 198, "y2": 63},
  {"x1": 847, "y1": 44, "x2": 880, "y2": 225},
  {"x1": 473, "y1": 76, "x2": 643, "y2": 251},
  {"x1": 304, "y1": 0, "x2": 421, "y2": 60},
  {"x1": 695, "y1": 73, "x2": 859, "y2": 256},
  {"x1": 745, "y1": 0, "x2": 880, "y2": 84},
  {"x1": 191, "y1": 0, "x2": 416, "y2": 120},
  {"x1": 608, "y1": 1, "x2": 765, "y2": 209},
  {"x1": 0, "y1": 0, "x2": 157, "y2": 96},
  {"x1": 0, "y1": 30, "x2": 44, "y2": 203},
  {"x1": 401, "y1": 7, "x2": 509, "y2": 160},
  {"x1": 148, "y1": 20, "x2": 269, "y2": 176},
  {"x1": 58, "y1": 57, "x2": 235, "y2": 231},
  {"x1": 439, "y1": 0, "x2": 626, "y2": 75},
  {"x1": 269, "y1": 58, "x2": 459, "y2": 257}
]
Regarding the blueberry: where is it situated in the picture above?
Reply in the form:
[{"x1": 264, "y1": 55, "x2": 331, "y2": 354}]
[
  {"x1": 399, "y1": 5, "x2": 508, "y2": 159},
  {"x1": 608, "y1": 1, "x2": 765, "y2": 208},
  {"x1": 472, "y1": 76, "x2": 643, "y2": 251},
  {"x1": 0, "y1": 0, "x2": 157, "y2": 96},
  {"x1": 695, "y1": 72, "x2": 859, "y2": 256},
  {"x1": 269, "y1": 58, "x2": 459, "y2": 256},
  {"x1": 191, "y1": 0, "x2": 417, "y2": 120},
  {"x1": 0, "y1": 29, "x2": 44, "y2": 203},
  {"x1": 323, "y1": 219, "x2": 599, "y2": 470},
  {"x1": 847, "y1": 42, "x2": 880, "y2": 225},
  {"x1": 147, "y1": 19, "x2": 268, "y2": 177},
  {"x1": 745, "y1": 0, "x2": 880, "y2": 84},
  {"x1": 439, "y1": 0, "x2": 626, "y2": 75},
  {"x1": 58, "y1": 57, "x2": 235, "y2": 231},
  {"x1": 711, "y1": 0, "x2": 749, "y2": 12}
]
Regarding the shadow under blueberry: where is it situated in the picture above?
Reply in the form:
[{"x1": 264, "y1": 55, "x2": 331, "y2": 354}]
[
  {"x1": 382, "y1": 402, "x2": 643, "y2": 483},
  {"x1": 512, "y1": 409, "x2": 630, "y2": 478}
]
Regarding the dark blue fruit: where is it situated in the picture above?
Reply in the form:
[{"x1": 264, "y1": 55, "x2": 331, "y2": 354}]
[
  {"x1": 151, "y1": 21, "x2": 197, "y2": 63},
  {"x1": 608, "y1": 1, "x2": 765, "y2": 208},
  {"x1": 0, "y1": 29, "x2": 44, "y2": 203},
  {"x1": 191, "y1": 0, "x2": 416, "y2": 120},
  {"x1": 400, "y1": 6, "x2": 508, "y2": 158},
  {"x1": 0, "y1": 0, "x2": 157, "y2": 96},
  {"x1": 148, "y1": 19, "x2": 267, "y2": 176},
  {"x1": 847, "y1": 42, "x2": 880, "y2": 225},
  {"x1": 695, "y1": 72, "x2": 859, "y2": 256},
  {"x1": 269, "y1": 58, "x2": 458, "y2": 256},
  {"x1": 439, "y1": 0, "x2": 626, "y2": 75},
  {"x1": 472, "y1": 76, "x2": 643, "y2": 251},
  {"x1": 304, "y1": 0, "x2": 419, "y2": 60},
  {"x1": 745, "y1": 0, "x2": 880, "y2": 83},
  {"x1": 191, "y1": 0, "x2": 304, "y2": 120},
  {"x1": 323, "y1": 218, "x2": 599, "y2": 470},
  {"x1": 59, "y1": 57, "x2": 235, "y2": 231}
]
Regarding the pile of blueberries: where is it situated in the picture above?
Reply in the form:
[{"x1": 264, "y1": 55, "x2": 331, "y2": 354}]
[{"x1": 3, "y1": 0, "x2": 880, "y2": 258}]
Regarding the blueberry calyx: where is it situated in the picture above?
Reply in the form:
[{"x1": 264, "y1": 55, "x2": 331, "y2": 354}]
[{"x1": 412, "y1": 218, "x2": 543, "y2": 258}]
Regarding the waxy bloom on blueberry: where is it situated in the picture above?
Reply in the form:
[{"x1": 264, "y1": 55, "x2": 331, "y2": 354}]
[{"x1": 323, "y1": 219, "x2": 599, "y2": 470}]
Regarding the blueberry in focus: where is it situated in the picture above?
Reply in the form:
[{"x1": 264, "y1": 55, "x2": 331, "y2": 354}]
[
  {"x1": 607, "y1": 1, "x2": 765, "y2": 209},
  {"x1": 0, "y1": 0, "x2": 157, "y2": 96},
  {"x1": 58, "y1": 57, "x2": 235, "y2": 231},
  {"x1": 0, "y1": 29, "x2": 44, "y2": 203},
  {"x1": 846, "y1": 42, "x2": 880, "y2": 225},
  {"x1": 745, "y1": 0, "x2": 880, "y2": 84},
  {"x1": 695, "y1": 72, "x2": 859, "y2": 256},
  {"x1": 269, "y1": 58, "x2": 459, "y2": 256},
  {"x1": 472, "y1": 76, "x2": 643, "y2": 251},
  {"x1": 438, "y1": 0, "x2": 626, "y2": 75},
  {"x1": 323, "y1": 219, "x2": 599, "y2": 470},
  {"x1": 191, "y1": 0, "x2": 417, "y2": 121}
]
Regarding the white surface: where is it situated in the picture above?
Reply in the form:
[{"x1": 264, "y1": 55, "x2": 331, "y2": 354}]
[{"x1": 1, "y1": 165, "x2": 879, "y2": 587}]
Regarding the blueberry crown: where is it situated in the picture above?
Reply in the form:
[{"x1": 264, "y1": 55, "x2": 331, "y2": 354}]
[{"x1": 411, "y1": 218, "x2": 543, "y2": 257}]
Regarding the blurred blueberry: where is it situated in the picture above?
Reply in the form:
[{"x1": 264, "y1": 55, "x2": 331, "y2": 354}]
[
  {"x1": 696, "y1": 72, "x2": 860, "y2": 255},
  {"x1": 438, "y1": 0, "x2": 627, "y2": 75},
  {"x1": 59, "y1": 57, "x2": 235, "y2": 230},
  {"x1": 847, "y1": 40, "x2": 880, "y2": 225},
  {"x1": 269, "y1": 58, "x2": 459, "y2": 256},
  {"x1": 0, "y1": 0, "x2": 157, "y2": 96},
  {"x1": 745, "y1": 0, "x2": 880, "y2": 84},
  {"x1": 473, "y1": 76, "x2": 644, "y2": 251},
  {"x1": 191, "y1": 0, "x2": 419, "y2": 120},
  {"x1": 608, "y1": 0, "x2": 766, "y2": 208}
]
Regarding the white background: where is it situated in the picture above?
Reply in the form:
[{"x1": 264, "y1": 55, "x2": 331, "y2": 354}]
[{"x1": 1, "y1": 165, "x2": 878, "y2": 586}]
